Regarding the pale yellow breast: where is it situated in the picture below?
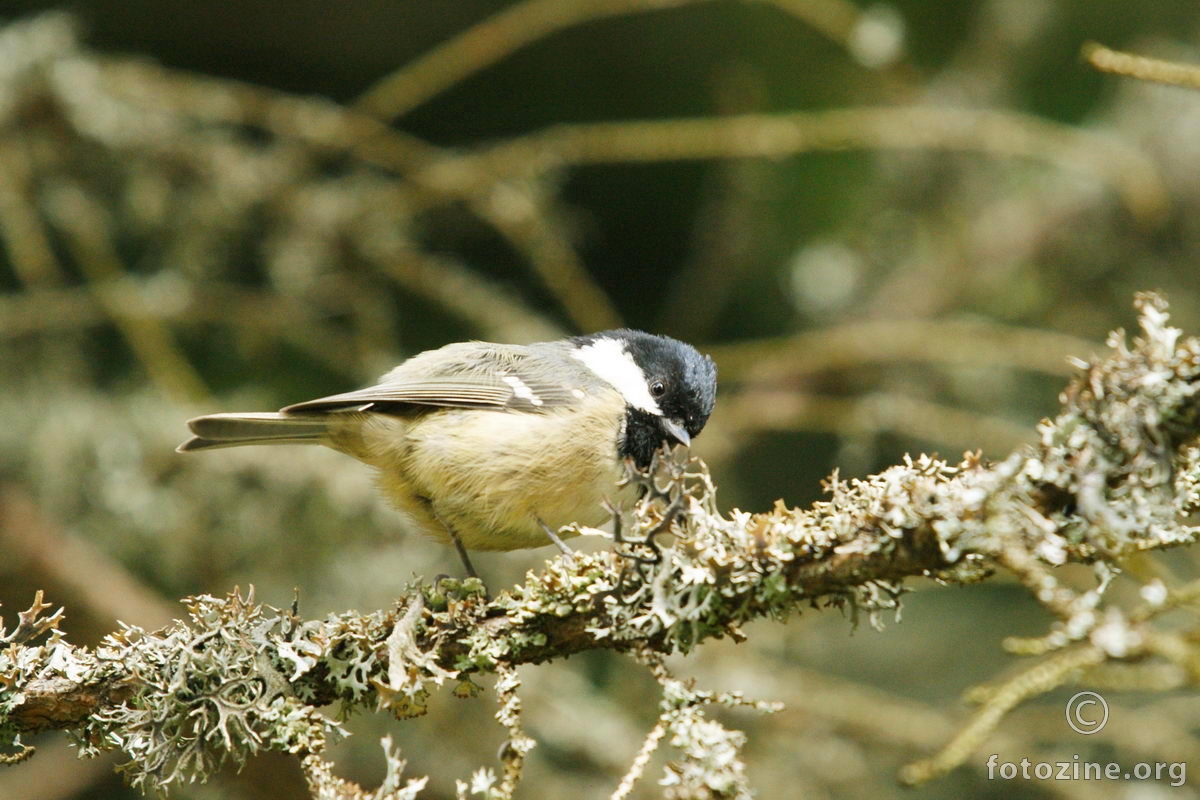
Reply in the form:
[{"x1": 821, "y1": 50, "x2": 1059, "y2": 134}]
[{"x1": 337, "y1": 395, "x2": 629, "y2": 551}]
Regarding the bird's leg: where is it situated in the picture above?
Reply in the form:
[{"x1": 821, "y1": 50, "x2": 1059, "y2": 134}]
[
  {"x1": 428, "y1": 505, "x2": 479, "y2": 580},
  {"x1": 536, "y1": 517, "x2": 574, "y2": 555},
  {"x1": 449, "y1": 532, "x2": 479, "y2": 581}
]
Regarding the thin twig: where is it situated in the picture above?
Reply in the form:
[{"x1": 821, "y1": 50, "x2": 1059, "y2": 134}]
[
  {"x1": 412, "y1": 107, "x2": 1168, "y2": 222},
  {"x1": 717, "y1": 389, "x2": 1034, "y2": 455},
  {"x1": 353, "y1": 0, "x2": 880, "y2": 121},
  {"x1": 707, "y1": 318, "x2": 1097, "y2": 381},
  {"x1": 97, "y1": 58, "x2": 443, "y2": 171},
  {"x1": 43, "y1": 184, "x2": 209, "y2": 404},
  {"x1": 0, "y1": 136, "x2": 66, "y2": 287},
  {"x1": 374, "y1": 249, "x2": 567, "y2": 343},
  {"x1": 899, "y1": 644, "x2": 1108, "y2": 786},
  {"x1": 1084, "y1": 42, "x2": 1200, "y2": 92},
  {"x1": 466, "y1": 190, "x2": 623, "y2": 332}
]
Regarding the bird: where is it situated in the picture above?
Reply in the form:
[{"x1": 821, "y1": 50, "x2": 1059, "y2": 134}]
[{"x1": 177, "y1": 329, "x2": 717, "y2": 578}]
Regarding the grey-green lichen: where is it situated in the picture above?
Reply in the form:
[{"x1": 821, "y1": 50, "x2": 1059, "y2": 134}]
[
  {"x1": 78, "y1": 588, "x2": 349, "y2": 791},
  {"x1": 301, "y1": 735, "x2": 429, "y2": 800},
  {"x1": 653, "y1": 673, "x2": 779, "y2": 800},
  {"x1": 608, "y1": 651, "x2": 780, "y2": 800},
  {"x1": 0, "y1": 592, "x2": 68, "y2": 764}
]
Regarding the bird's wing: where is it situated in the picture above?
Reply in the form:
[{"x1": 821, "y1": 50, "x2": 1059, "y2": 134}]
[{"x1": 282, "y1": 344, "x2": 581, "y2": 415}]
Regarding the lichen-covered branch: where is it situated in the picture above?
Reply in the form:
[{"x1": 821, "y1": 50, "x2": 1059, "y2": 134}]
[{"x1": 3, "y1": 293, "x2": 1200, "y2": 795}]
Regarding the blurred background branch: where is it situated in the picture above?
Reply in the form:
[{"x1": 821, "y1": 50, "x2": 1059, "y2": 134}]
[{"x1": 1085, "y1": 41, "x2": 1200, "y2": 92}]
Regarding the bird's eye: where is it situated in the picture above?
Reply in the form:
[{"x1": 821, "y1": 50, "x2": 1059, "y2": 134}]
[{"x1": 650, "y1": 380, "x2": 667, "y2": 397}]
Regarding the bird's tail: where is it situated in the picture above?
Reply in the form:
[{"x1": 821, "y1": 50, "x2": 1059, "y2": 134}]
[{"x1": 176, "y1": 412, "x2": 330, "y2": 452}]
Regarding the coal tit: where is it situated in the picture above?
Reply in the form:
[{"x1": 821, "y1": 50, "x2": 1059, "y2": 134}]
[{"x1": 178, "y1": 329, "x2": 717, "y2": 576}]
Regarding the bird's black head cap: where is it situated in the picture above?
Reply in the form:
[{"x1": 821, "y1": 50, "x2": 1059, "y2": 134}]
[{"x1": 574, "y1": 329, "x2": 717, "y2": 467}]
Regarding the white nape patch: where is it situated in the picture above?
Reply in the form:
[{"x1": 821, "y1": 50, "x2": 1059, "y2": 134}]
[
  {"x1": 502, "y1": 375, "x2": 543, "y2": 406},
  {"x1": 573, "y1": 337, "x2": 661, "y2": 414},
  {"x1": 571, "y1": 388, "x2": 586, "y2": 399}
]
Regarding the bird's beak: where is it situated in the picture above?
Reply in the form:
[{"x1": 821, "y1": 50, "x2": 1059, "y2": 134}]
[{"x1": 662, "y1": 417, "x2": 691, "y2": 447}]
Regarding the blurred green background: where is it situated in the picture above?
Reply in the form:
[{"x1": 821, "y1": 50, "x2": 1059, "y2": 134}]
[{"x1": 2, "y1": 1, "x2": 1200, "y2": 798}]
